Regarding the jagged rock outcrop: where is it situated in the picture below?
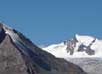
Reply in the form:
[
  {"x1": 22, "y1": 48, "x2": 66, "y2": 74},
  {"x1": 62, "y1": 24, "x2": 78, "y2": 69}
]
[
  {"x1": 0, "y1": 23, "x2": 87, "y2": 74},
  {"x1": 63, "y1": 35, "x2": 96, "y2": 56},
  {"x1": 64, "y1": 36, "x2": 78, "y2": 55}
]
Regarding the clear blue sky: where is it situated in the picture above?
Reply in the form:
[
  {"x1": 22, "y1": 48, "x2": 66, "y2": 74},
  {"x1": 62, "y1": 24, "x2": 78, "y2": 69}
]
[{"x1": 0, "y1": 0, "x2": 102, "y2": 45}]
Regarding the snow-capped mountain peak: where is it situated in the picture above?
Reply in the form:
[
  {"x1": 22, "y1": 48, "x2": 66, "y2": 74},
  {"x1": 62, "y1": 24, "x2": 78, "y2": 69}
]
[
  {"x1": 75, "y1": 34, "x2": 96, "y2": 46},
  {"x1": 42, "y1": 34, "x2": 102, "y2": 58}
]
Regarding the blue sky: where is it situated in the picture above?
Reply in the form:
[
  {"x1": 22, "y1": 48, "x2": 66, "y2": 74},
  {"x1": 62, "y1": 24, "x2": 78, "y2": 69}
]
[{"x1": 0, "y1": 0, "x2": 102, "y2": 45}]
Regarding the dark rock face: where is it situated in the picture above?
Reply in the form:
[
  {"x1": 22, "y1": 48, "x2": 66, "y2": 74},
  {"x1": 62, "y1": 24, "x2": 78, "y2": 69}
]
[
  {"x1": 0, "y1": 35, "x2": 28, "y2": 74},
  {"x1": 64, "y1": 37, "x2": 78, "y2": 55},
  {"x1": 77, "y1": 38, "x2": 96, "y2": 55},
  {"x1": 0, "y1": 23, "x2": 6, "y2": 44},
  {"x1": 0, "y1": 24, "x2": 87, "y2": 74},
  {"x1": 78, "y1": 44, "x2": 95, "y2": 55}
]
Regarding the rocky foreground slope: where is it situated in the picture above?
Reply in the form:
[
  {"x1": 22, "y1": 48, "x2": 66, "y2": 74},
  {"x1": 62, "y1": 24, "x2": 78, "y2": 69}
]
[{"x1": 0, "y1": 23, "x2": 87, "y2": 74}]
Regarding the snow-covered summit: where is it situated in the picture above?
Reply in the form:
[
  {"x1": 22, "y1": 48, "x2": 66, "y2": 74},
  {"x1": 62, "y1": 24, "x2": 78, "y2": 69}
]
[
  {"x1": 75, "y1": 34, "x2": 96, "y2": 46},
  {"x1": 42, "y1": 34, "x2": 102, "y2": 58}
]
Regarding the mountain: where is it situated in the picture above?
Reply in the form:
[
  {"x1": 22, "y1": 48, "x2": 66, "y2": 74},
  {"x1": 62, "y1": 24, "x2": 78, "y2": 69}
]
[
  {"x1": 0, "y1": 23, "x2": 87, "y2": 74},
  {"x1": 43, "y1": 34, "x2": 102, "y2": 58},
  {"x1": 42, "y1": 34, "x2": 102, "y2": 74}
]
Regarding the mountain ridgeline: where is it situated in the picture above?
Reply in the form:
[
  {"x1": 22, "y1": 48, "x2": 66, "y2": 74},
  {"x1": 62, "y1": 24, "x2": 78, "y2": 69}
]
[
  {"x1": 0, "y1": 23, "x2": 87, "y2": 74},
  {"x1": 42, "y1": 34, "x2": 102, "y2": 74},
  {"x1": 43, "y1": 34, "x2": 102, "y2": 58}
]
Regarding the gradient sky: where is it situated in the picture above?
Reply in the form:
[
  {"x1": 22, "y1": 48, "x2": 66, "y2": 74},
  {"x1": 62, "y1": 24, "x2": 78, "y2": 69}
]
[{"x1": 0, "y1": 0, "x2": 102, "y2": 45}]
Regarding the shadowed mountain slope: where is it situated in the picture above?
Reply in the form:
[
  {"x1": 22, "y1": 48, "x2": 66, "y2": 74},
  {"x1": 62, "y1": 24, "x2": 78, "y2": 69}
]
[{"x1": 0, "y1": 23, "x2": 87, "y2": 74}]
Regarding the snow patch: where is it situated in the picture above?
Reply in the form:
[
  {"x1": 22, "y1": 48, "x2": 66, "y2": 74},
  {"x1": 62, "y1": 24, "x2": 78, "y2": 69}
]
[{"x1": 43, "y1": 34, "x2": 102, "y2": 58}]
